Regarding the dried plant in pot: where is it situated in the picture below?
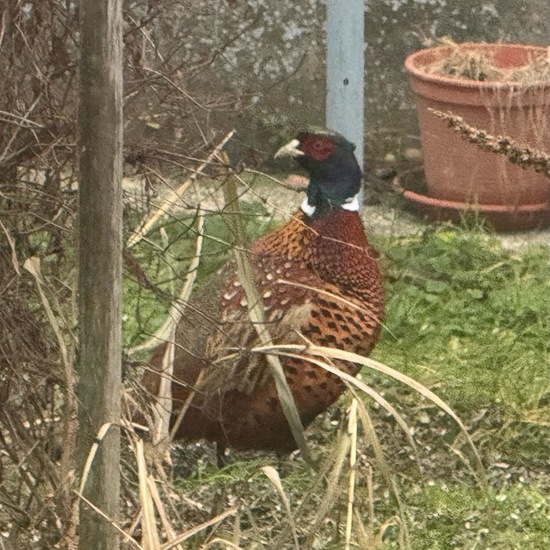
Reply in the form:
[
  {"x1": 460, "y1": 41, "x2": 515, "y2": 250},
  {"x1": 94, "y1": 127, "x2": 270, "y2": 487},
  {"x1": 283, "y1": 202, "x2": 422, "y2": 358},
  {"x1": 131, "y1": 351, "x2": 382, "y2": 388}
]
[{"x1": 404, "y1": 41, "x2": 550, "y2": 231}]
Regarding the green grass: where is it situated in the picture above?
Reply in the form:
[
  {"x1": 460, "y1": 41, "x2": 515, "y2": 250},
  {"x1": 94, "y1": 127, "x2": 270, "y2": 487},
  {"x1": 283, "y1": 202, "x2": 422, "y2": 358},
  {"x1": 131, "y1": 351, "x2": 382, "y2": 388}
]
[
  {"x1": 402, "y1": 482, "x2": 548, "y2": 549},
  {"x1": 343, "y1": 226, "x2": 545, "y2": 547},
  {"x1": 376, "y1": 228, "x2": 548, "y2": 414},
  {"x1": 369, "y1": 226, "x2": 549, "y2": 548}
]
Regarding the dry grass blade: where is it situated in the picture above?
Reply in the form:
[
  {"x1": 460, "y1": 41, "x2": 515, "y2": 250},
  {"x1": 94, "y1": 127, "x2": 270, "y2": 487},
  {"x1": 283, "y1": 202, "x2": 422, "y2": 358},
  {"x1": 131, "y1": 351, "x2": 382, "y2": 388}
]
[
  {"x1": 426, "y1": 38, "x2": 549, "y2": 82},
  {"x1": 136, "y1": 439, "x2": 162, "y2": 550},
  {"x1": 353, "y1": 394, "x2": 410, "y2": 549},
  {"x1": 160, "y1": 507, "x2": 239, "y2": 550},
  {"x1": 74, "y1": 491, "x2": 143, "y2": 549},
  {"x1": 254, "y1": 344, "x2": 486, "y2": 485},
  {"x1": 277, "y1": 278, "x2": 384, "y2": 323},
  {"x1": 23, "y1": 256, "x2": 77, "y2": 495},
  {"x1": 169, "y1": 371, "x2": 202, "y2": 440},
  {"x1": 350, "y1": 392, "x2": 400, "y2": 490},
  {"x1": 353, "y1": 509, "x2": 373, "y2": 549},
  {"x1": 270, "y1": 351, "x2": 421, "y2": 473},
  {"x1": 146, "y1": 339, "x2": 175, "y2": 451},
  {"x1": 221, "y1": 167, "x2": 315, "y2": 467},
  {"x1": 127, "y1": 434, "x2": 238, "y2": 550},
  {"x1": 23, "y1": 257, "x2": 70, "y2": 372},
  {"x1": 129, "y1": 213, "x2": 204, "y2": 447},
  {"x1": 260, "y1": 466, "x2": 300, "y2": 550},
  {"x1": 202, "y1": 538, "x2": 245, "y2": 549},
  {"x1": 126, "y1": 129, "x2": 235, "y2": 249},
  {"x1": 308, "y1": 428, "x2": 351, "y2": 543},
  {"x1": 145, "y1": 470, "x2": 185, "y2": 550},
  {"x1": 79, "y1": 423, "x2": 115, "y2": 494},
  {"x1": 378, "y1": 517, "x2": 401, "y2": 547},
  {"x1": 0, "y1": 219, "x2": 21, "y2": 275},
  {"x1": 345, "y1": 399, "x2": 358, "y2": 550},
  {"x1": 429, "y1": 108, "x2": 550, "y2": 177}
]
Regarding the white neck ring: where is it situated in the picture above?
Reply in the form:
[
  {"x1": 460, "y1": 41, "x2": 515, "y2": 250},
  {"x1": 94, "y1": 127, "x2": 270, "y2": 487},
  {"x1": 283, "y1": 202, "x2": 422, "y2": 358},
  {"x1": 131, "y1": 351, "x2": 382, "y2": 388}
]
[{"x1": 300, "y1": 193, "x2": 360, "y2": 216}]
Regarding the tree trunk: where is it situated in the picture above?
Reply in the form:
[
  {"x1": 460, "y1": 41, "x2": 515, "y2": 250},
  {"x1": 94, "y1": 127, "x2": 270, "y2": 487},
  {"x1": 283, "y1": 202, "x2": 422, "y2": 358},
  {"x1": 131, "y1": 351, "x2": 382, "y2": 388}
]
[{"x1": 76, "y1": 0, "x2": 123, "y2": 549}]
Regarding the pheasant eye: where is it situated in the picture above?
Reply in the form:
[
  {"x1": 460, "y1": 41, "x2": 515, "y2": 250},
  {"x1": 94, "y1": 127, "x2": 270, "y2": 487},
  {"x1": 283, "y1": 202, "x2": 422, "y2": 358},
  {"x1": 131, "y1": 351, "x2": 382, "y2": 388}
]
[{"x1": 301, "y1": 135, "x2": 336, "y2": 161}]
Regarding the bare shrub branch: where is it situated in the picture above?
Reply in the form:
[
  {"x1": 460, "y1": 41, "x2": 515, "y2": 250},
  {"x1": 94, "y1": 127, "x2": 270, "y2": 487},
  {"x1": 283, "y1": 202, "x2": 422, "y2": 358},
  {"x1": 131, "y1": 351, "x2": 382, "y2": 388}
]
[{"x1": 429, "y1": 108, "x2": 550, "y2": 177}]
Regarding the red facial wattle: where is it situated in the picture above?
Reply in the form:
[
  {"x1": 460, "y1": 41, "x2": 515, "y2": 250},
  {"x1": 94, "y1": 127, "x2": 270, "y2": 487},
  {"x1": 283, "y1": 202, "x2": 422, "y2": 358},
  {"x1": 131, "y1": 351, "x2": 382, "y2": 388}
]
[{"x1": 299, "y1": 134, "x2": 336, "y2": 161}]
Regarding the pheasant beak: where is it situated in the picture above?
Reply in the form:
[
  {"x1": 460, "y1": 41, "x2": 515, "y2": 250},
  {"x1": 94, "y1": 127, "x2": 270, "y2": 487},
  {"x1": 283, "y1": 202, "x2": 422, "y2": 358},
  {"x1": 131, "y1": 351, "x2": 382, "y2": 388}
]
[{"x1": 274, "y1": 139, "x2": 305, "y2": 159}]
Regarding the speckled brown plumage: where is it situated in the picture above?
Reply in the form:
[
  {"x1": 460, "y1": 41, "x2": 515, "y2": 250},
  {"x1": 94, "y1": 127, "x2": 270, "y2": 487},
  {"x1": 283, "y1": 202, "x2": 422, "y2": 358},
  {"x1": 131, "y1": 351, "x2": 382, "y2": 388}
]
[{"x1": 142, "y1": 129, "x2": 384, "y2": 453}]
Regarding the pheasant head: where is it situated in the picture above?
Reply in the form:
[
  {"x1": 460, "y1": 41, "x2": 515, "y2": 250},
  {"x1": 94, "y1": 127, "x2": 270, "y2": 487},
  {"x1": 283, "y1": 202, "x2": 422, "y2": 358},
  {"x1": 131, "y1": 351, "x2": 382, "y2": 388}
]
[{"x1": 275, "y1": 129, "x2": 362, "y2": 217}]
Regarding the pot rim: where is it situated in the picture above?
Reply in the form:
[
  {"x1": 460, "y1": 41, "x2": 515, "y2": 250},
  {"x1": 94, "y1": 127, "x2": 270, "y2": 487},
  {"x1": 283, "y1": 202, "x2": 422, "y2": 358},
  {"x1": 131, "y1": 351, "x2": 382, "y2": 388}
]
[
  {"x1": 404, "y1": 42, "x2": 550, "y2": 90},
  {"x1": 402, "y1": 189, "x2": 550, "y2": 214}
]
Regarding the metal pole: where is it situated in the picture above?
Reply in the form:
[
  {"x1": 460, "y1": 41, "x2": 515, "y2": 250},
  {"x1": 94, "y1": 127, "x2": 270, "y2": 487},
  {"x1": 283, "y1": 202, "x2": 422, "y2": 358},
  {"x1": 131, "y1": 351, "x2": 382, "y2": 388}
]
[{"x1": 325, "y1": 0, "x2": 365, "y2": 170}]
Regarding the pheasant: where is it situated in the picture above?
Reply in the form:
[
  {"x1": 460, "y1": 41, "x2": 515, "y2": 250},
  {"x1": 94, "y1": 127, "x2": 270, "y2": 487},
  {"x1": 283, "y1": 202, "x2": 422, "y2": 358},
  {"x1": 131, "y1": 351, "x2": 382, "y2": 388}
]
[{"x1": 143, "y1": 129, "x2": 384, "y2": 453}]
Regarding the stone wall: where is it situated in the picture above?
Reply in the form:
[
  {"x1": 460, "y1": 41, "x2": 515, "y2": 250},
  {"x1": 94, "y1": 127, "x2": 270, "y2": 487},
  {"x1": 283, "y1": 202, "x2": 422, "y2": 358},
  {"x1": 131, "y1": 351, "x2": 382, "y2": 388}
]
[{"x1": 155, "y1": 0, "x2": 549, "y2": 163}]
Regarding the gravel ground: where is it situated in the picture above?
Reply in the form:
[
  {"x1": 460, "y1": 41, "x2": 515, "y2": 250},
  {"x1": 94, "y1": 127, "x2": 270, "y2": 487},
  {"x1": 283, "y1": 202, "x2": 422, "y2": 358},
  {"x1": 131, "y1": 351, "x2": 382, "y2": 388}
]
[
  {"x1": 361, "y1": 203, "x2": 550, "y2": 251},
  {"x1": 123, "y1": 174, "x2": 550, "y2": 251}
]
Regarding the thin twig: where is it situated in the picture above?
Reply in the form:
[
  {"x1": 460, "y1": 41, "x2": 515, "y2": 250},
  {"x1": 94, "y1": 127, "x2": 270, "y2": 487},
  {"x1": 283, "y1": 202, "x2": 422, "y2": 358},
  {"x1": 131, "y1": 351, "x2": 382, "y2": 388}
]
[
  {"x1": 0, "y1": 220, "x2": 21, "y2": 275},
  {"x1": 74, "y1": 491, "x2": 143, "y2": 549},
  {"x1": 127, "y1": 129, "x2": 235, "y2": 249},
  {"x1": 0, "y1": 94, "x2": 42, "y2": 165},
  {"x1": 128, "y1": 213, "x2": 205, "y2": 356}
]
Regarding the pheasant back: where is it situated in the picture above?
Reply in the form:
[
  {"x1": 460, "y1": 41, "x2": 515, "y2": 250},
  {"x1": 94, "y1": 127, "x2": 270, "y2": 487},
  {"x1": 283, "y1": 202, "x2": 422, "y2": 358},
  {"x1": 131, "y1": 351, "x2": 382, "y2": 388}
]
[{"x1": 143, "y1": 208, "x2": 384, "y2": 452}]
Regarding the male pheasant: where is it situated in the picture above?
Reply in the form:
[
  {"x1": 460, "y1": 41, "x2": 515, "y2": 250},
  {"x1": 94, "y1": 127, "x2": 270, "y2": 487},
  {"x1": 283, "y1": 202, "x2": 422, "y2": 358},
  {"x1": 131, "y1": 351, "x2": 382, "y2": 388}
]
[{"x1": 143, "y1": 129, "x2": 384, "y2": 453}]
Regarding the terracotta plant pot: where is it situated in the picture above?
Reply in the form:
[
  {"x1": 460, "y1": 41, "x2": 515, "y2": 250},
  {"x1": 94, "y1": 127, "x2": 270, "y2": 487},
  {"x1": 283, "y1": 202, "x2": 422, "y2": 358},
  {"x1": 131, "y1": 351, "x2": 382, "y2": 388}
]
[{"x1": 404, "y1": 43, "x2": 550, "y2": 231}]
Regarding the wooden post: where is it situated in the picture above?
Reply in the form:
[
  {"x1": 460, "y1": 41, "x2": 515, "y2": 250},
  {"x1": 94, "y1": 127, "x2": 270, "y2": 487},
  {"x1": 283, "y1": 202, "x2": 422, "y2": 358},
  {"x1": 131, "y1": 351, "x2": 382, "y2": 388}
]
[
  {"x1": 325, "y1": 0, "x2": 365, "y2": 170},
  {"x1": 77, "y1": 0, "x2": 123, "y2": 548}
]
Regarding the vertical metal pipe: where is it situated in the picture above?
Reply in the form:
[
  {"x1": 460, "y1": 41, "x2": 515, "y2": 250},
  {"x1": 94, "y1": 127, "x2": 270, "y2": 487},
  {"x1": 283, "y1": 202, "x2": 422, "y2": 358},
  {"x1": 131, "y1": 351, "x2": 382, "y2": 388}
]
[{"x1": 325, "y1": 0, "x2": 365, "y2": 170}]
